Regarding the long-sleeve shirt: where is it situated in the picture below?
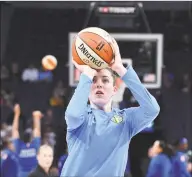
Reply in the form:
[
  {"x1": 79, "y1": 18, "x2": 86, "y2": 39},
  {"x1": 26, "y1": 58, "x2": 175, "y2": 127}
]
[
  {"x1": 146, "y1": 153, "x2": 172, "y2": 177},
  {"x1": 1, "y1": 149, "x2": 19, "y2": 177},
  {"x1": 61, "y1": 66, "x2": 160, "y2": 177},
  {"x1": 172, "y1": 151, "x2": 191, "y2": 177}
]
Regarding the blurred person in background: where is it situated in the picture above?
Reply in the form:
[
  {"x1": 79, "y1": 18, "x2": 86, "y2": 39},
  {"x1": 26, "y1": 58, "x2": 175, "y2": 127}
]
[
  {"x1": 28, "y1": 144, "x2": 54, "y2": 177},
  {"x1": 53, "y1": 80, "x2": 66, "y2": 97},
  {"x1": 1, "y1": 65, "x2": 10, "y2": 80},
  {"x1": 42, "y1": 127, "x2": 56, "y2": 148},
  {"x1": 21, "y1": 64, "x2": 39, "y2": 82},
  {"x1": 12, "y1": 104, "x2": 42, "y2": 177},
  {"x1": 146, "y1": 140, "x2": 174, "y2": 177},
  {"x1": 49, "y1": 89, "x2": 64, "y2": 107},
  {"x1": 1, "y1": 138, "x2": 18, "y2": 177},
  {"x1": 10, "y1": 62, "x2": 21, "y2": 81},
  {"x1": 58, "y1": 148, "x2": 68, "y2": 176},
  {"x1": 172, "y1": 138, "x2": 191, "y2": 177}
]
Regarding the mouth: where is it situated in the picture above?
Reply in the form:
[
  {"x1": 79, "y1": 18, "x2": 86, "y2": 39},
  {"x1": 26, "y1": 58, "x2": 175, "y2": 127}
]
[{"x1": 95, "y1": 90, "x2": 104, "y2": 96}]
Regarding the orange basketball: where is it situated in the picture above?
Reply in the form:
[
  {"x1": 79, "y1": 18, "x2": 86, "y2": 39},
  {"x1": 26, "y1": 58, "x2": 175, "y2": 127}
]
[
  {"x1": 42, "y1": 55, "x2": 57, "y2": 70},
  {"x1": 72, "y1": 27, "x2": 114, "y2": 69}
]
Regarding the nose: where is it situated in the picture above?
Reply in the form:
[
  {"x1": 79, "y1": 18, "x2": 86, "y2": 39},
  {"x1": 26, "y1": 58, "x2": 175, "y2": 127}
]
[{"x1": 96, "y1": 79, "x2": 103, "y2": 88}]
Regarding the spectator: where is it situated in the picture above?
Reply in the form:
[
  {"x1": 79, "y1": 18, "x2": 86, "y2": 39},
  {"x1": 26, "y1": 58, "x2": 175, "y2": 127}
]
[
  {"x1": 49, "y1": 90, "x2": 64, "y2": 107},
  {"x1": 2, "y1": 90, "x2": 15, "y2": 107},
  {"x1": 22, "y1": 64, "x2": 38, "y2": 82},
  {"x1": 53, "y1": 80, "x2": 66, "y2": 97},
  {"x1": 10, "y1": 62, "x2": 21, "y2": 81},
  {"x1": 42, "y1": 127, "x2": 56, "y2": 148},
  {"x1": 38, "y1": 66, "x2": 53, "y2": 82},
  {"x1": 1, "y1": 65, "x2": 9, "y2": 80}
]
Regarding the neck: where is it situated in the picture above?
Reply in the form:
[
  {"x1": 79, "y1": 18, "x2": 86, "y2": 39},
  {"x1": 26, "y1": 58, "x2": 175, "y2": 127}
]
[
  {"x1": 40, "y1": 165, "x2": 49, "y2": 174},
  {"x1": 44, "y1": 168, "x2": 49, "y2": 174},
  {"x1": 90, "y1": 100, "x2": 112, "y2": 112}
]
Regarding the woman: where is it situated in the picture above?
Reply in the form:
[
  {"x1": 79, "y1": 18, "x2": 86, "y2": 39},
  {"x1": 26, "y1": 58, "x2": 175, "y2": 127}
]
[
  {"x1": 146, "y1": 140, "x2": 174, "y2": 177},
  {"x1": 61, "y1": 37, "x2": 160, "y2": 177}
]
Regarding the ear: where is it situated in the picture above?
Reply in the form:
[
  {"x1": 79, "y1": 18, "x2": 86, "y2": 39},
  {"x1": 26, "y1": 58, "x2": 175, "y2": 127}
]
[{"x1": 113, "y1": 85, "x2": 118, "y2": 95}]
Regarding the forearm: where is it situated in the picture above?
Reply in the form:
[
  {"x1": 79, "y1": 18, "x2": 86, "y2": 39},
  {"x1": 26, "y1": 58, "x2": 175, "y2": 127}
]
[
  {"x1": 66, "y1": 73, "x2": 92, "y2": 117},
  {"x1": 33, "y1": 117, "x2": 41, "y2": 137},
  {"x1": 117, "y1": 65, "x2": 160, "y2": 116},
  {"x1": 12, "y1": 114, "x2": 20, "y2": 138}
]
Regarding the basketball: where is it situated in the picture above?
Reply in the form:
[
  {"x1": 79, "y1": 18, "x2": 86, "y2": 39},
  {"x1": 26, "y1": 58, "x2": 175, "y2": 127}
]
[
  {"x1": 42, "y1": 55, "x2": 57, "y2": 70},
  {"x1": 72, "y1": 27, "x2": 114, "y2": 69}
]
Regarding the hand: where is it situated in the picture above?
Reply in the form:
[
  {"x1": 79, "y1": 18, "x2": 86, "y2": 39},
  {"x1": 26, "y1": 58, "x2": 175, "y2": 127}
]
[
  {"x1": 109, "y1": 37, "x2": 127, "y2": 77},
  {"x1": 187, "y1": 163, "x2": 192, "y2": 172},
  {"x1": 32, "y1": 111, "x2": 43, "y2": 119},
  {"x1": 14, "y1": 104, "x2": 21, "y2": 116},
  {"x1": 72, "y1": 59, "x2": 97, "y2": 79}
]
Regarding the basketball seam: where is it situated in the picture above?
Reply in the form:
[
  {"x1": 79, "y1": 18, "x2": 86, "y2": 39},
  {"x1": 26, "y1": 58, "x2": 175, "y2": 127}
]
[
  {"x1": 74, "y1": 41, "x2": 87, "y2": 65},
  {"x1": 47, "y1": 58, "x2": 56, "y2": 67},
  {"x1": 78, "y1": 32, "x2": 113, "y2": 64}
]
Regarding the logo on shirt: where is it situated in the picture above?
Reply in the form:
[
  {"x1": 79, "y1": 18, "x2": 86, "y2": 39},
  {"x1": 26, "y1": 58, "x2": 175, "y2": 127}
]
[
  {"x1": 180, "y1": 155, "x2": 186, "y2": 162},
  {"x1": 19, "y1": 148, "x2": 36, "y2": 158},
  {"x1": 111, "y1": 115, "x2": 123, "y2": 124},
  {"x1": 1, "y1": 152, "x2": 8, "y2": 160}
]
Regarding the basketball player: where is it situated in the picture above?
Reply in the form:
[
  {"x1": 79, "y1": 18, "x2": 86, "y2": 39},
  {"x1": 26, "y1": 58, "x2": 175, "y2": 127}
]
[
  {"x1": 146, "y1": 140, "x2": 174, "y2": 177},
  {"x1": 12, "y1": 104, "x2": 42, "y2": 177},
  {"x1": 60, "y1": 38, "x2": 160, "y2": 176},
  {"x1": 172, "y1": 138, "x2": 191, "y2": 177},
  {"x1": 1, "y1": 138, "x2": 18, "y2": 177},
  {"x1": 58, "y1": 149, "x2": 68, "y2": 176}
]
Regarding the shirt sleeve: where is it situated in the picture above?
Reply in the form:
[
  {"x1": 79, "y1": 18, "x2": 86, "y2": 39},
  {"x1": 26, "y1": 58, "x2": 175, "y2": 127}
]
[
  {"x1": 12, "y1": 138, "x2": 21, "y2": 155},
  {"x1": 65, "y1": 73, "x2": 92, "y2": 131},
  {"x1": 121, "y1": 66, "x2": 160, "y2": 137},
  {"x1": 31, "y1": 137, "x2": 41, "y2": 151}
]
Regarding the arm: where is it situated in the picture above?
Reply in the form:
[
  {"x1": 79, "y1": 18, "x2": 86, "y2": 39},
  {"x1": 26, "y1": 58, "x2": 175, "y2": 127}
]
[
  {"x1": 31, "y1": 111, "x2": 42, "y2": 150},
  {"x1": 65, "y1": 62, "x2": 97, "y2": 131},
  {"x1": 12, "y1": 104, "x2": 21, "y2": 139},
  {"x1": 120, "y1": 66, "x2": 160, "y2": 136},
  {"x1": 32, "y1": 111, "x2": 42, "y2": 138},
  {"x1": 110, "y1": 38, "x2": 160, "y2": 137}
]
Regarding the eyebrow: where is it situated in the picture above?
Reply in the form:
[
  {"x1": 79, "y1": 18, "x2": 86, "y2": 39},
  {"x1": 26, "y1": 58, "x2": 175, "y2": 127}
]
[
  {"x1": 102, "y1": 76, "x2": 109, "y2": 78},
  {"x1": 93, "y1": 76, "x2": 109, "y2": 78}
]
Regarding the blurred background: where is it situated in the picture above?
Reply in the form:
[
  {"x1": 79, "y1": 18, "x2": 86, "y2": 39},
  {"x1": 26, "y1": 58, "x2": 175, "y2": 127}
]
[{"x1": 1, "y1": 1, "x2": 192, "y2": 177}]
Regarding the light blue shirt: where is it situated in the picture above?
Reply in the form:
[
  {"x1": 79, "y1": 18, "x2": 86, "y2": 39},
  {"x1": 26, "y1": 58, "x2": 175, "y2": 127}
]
[{"x1": 61, "y1": 66, "x2": 160, "y2": 177}]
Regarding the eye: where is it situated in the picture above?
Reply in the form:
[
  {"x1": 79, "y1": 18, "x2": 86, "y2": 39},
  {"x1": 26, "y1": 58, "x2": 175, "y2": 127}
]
[
  {"x1": 93, "y1": 77, "x2": 97, "y2": 83},
  {"x1": 103, "y1": 78, "x2": 109, "y2": 83}
]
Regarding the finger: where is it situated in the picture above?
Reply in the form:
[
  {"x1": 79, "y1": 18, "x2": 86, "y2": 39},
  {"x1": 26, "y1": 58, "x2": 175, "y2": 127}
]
[{"x1": 72, "y1": 59, "x2": 79, "y2": 68}]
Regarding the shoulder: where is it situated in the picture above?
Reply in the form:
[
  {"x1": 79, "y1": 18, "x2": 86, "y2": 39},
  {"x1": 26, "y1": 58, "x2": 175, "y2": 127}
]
[
  {"x1": 152, "y1": 154, "x2": 165, "y2": 161},
  {"x1": 28, "y1": 170, "x2": 38, "y2": 177},
  {"x1": 60, "y1": 154, "x2": 67, "y2": 160}
]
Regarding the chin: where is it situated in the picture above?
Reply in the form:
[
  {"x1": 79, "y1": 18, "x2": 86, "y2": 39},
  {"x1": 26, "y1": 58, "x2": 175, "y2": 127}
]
[{"x1": 92, "y1": 98, "x2": 107, "y2": 107}]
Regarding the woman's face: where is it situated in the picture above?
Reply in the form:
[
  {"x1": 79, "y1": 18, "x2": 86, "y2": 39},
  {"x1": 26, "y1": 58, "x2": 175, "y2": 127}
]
[{"x1": 89, "y1": 69, "x2": 117, "y2": 107}]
